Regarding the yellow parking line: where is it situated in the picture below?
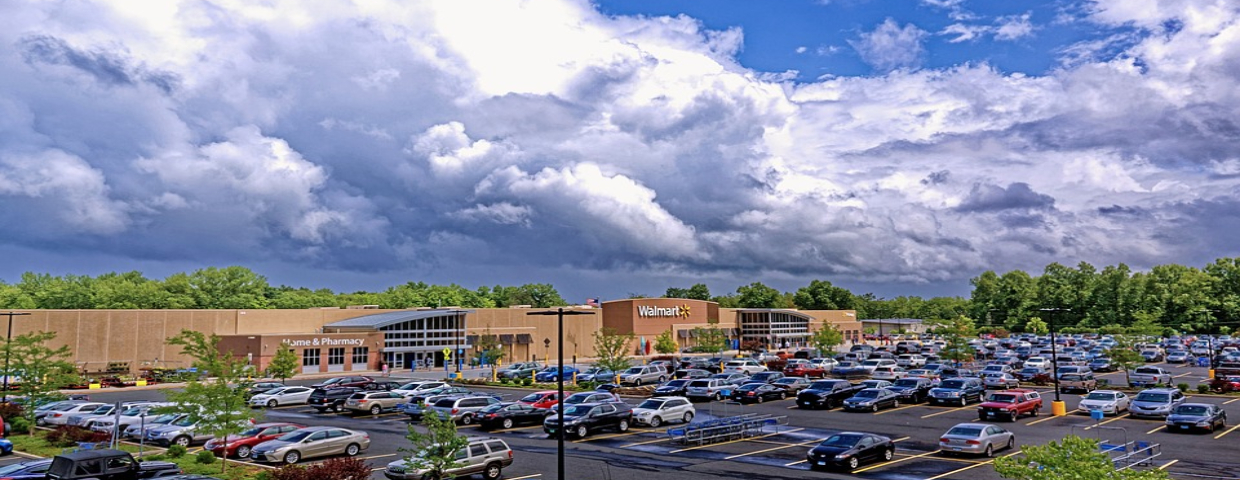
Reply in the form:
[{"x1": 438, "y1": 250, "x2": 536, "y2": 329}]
[
  {"x1": 1158, "y1": 459, "x2": 1179, "y2": 470},
  {"x1": 724, "y1": 438, "x2": 825, "y2": 459},
  {"x1": 921, "y1": 405, "x2": 973, "y2": 419},
  {"x1": 786, "y1": 459, "x2": 807, "y2": 466},
  {"x1": 923, "y1": 450, "x2": 1020, "y2": 480},
  {"x1": 1146, "y1": 425, "x2": 1164, "y2": 435},
  {"x1": 851, "y1": 449, "x2": 940, "y2": 473},
  {"x1": 669, "y1": 428, "x2": 805, "y2": 453},
  {"x1": 1173, "y1": 372, "x2": 1194, "y2": 378},
  {"x1": 1027, "y1": 410, "x2": 1077, "y2": 426},
  {"x1": 1214, "y1": 424, "x2": 1240, "y2": 439},
  {"x1": 1083, "y1": 414, "x2": 1130, "y2": 430},
  {"x1": 507, "y1": 475, "x2": 543, "y2": 480},
  {"x1": 357, "y1": 453, "x2": 397, "y2": 461},
  {"x1": 874, "y1": 404, "x2": 922, "y2": 415}
]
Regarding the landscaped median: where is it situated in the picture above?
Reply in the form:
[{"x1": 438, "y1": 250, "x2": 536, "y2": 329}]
[
  {"x1": 450, "y1": 377, "x2": 658, "y2": 397},
  {"x1": 7, "y1": 429, "x2": 269, "y2": 480}
]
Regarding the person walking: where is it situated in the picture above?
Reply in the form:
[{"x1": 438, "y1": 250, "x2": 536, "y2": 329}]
[{"x1": 381, "y1": 361, "x2": 390, "y2": 377}]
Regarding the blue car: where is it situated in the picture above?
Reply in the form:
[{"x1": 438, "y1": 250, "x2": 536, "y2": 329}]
[
  {"x1": 534, "y1": 366, "x2": 580, "y2": 382},
  {"x1": 0, "y1": 438, "x2": 11, "y2": 455},
  {"x1": 0, "y1": 459, "x2": 52, "y2": 479}
]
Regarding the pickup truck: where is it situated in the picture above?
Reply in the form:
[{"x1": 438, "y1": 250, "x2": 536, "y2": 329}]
[
  {"x1": 47, "y1": 449, "x2": 181, "y2": 480},
  {"x1": 1215, "y1": 362, "x2": 1240, "y2": 378},
  {"x1": 976, "y1": 389, "x2": 1043, "y2": 422},
  {"x1": 1128, "y1": 366, "x2": 1173, "y2": 387}
]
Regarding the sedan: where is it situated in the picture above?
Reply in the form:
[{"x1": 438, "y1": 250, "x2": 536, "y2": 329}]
[
  {"x1": 806, "y1": 432, "x2": 894, "y2": 471},
  {"x1": 518, "y1": 391, "x2": 561, "y2": 409},
  {"x1": 982, "y1": 372, "x2": 1019, "y2": 390},
  {"x1": 250, "y1": 426, "x2": 370, "y2": 464},
  {"x1": 1078, "y1": 390, "x2": 1130, "y2": 416},
  {"x1": 575, "y1": 367, "x2": 616, "y2": 383},
  {"x1": 940, "y1": 423, "x2": 1015, "y2": 457},
  {"x1": 730, "y1": 383, "x2": 787, "y2": 404},
  {"x1": 1166, "y1": 351, "x2": 1191, "y2": 363},
  {"x1": 652, "y1": 379, "x2": 692, "y2": 397},
  {"x1": 245, "y1": 382, "x2": 286, "y2": 398},
  {"x1": 534, "y1": 366, "x2": 579, "y2": 382},
  {"x1": 205, "y1": 422, "x2": 304, "y2": 459},
  {"x1": 477, "y1": 402, "x2": 548, "y2": 430},
  {"x1": 632, "y1": 396, "x2": 695, "y2": 427},
  {"x1": 772, "y1": 377, "x2": 813, "y2": 394},
  {"x1": 1165, "y1": 403, "x2": 1228, "y2": 433},
  {"x1": 843, "y1": 388, "x2": 901, "y2": 412},
  {"x1": 249, "y1": 386, "x2": 315, "y2": 408},
  {"x1": 0, "y1": 459, "x2": 51, "y2": 480}
]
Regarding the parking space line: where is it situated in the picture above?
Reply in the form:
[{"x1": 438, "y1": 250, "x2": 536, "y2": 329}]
[
  {"x1": 1158, "y1": 459, "x2": 1179, "y2": 470},
  {"x1": 874, "y1": 404, "x2": 922, "y2": 415},
  {"x1": 851, "y1": 449, "x2": 940, "y2": 473},
  {"x1": 669, "y1": 428, "x2": 805, "y2": 453},
  {"x1": 357, "y1": 453, "x2": 397, "y2": 461},
  {"x1": 620, "y1": 436, "x2": 673, "y2": 448},
  {"x1": 571, "y1": 427, "x2": 660, "y2": 443},
  {"x1": 921, "y1": 405, "x2": 972, "y2": 419},
  {"x1": 1224, "y1": 397, "x2": 1240, "y2": 405},
  {"x1": 1083, "y1": 414, "x2": 1130, "y2": 430},
  {"x1": 724, "y1": 437, "x2": 825, "y2": 459},
  {"x1": 1173, "y1": 372, "x2": 1194, "y2": 378},
  {"x1": 507, "y1": 475, "x2": 543, "y2": 480},
  {"x1": 1027, "y1": 410, "x2": 1077, "y2": 426},
  {"x1": 1146, "y1": 425, "x2": 1164, "y2": 435},
  {"x1": 785, "y1": 459, "x2": 807, "y2": 466},
  {"x1": 892, "y1": 436, "x2": 910, "y2": 443},
  {"x1": 1214, "y1": 424, "x2": 1240, "y2": 440},
  {"x1": 923, "y1": 450, "x2": 1020, "y2": 480}
]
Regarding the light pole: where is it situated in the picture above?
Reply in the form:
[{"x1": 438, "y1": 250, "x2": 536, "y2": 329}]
[
  {"x1": 1038, "y1": 307, "x2": 1070, "y2": 415},
  {"x1": 1, "y1": 312, "x2": 31, "y2": 403},
  {"x1": 527, "y1": 308, "x2": 595, "y2": 480}
]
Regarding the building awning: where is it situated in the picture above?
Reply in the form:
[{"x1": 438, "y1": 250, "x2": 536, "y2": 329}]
[
  {"x1": 323, "y1": 309, "x2": 474, "y2": 331},
  {"x1": 677, "y1": 329, "x2": 692, "y2": 339},
  {"x1": 516, "y1": 334, "x2": 533, "y2": 345},
  {"x1": 465, "y1": 335, "x2": 479, "y2": 344},
  {"x1": 499, "y1": 334, "x2": 515, "y2": 345}
]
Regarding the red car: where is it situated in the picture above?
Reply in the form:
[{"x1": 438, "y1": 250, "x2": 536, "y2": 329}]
[
  {"x1": 204, "y1": 422, "x2": 304, "y2": 458},
  {"x1": 783, "y1": 359, "x2": 827, "y2": 378},
  {"x1": 518, "y1": 390, "x2": 560, "y2": 409}
]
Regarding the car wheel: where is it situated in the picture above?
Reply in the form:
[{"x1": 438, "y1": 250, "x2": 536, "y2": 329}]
[
  {"x1": 714, "y1": 392, "x2": 723, "y2": 401},
  {"x1": 884, "y1": 448, "x2": 894, "y2": 461},
  {"x1": 756, "y1": 396, "x2": 764, "y2": 404},
  {"x1": 984, "y1": 444, "x2": 994, "y2": 457},
  {"x1": 1031, "y1": 407, "x2": 1039, "y2": 417},
  {"x1": 960, "y1": 398, "x2": 967, "y2": 407},
  {"x1": 658, "y1": 376, "x2": 667, "y2": 383},
  {"x1": 826, "y1": 398, "x2": 839, "y2": 410},
  {"x1": 235, "y1": 445, "x2": 251, "y2": 459},
  {"x1": 345, "y1": 443, "x2": 361, "y2": 456},
  {"x1": 779, "y1": 392, "x2": 786, "y2": 400},
  {"x1": 502, "y1": 418, "x2": 514, "y2": 429},
  {"x1": 576, "y1": 425, "x2": 588, "y2": 438},
  {"x1": 461, "y1": 414, "x2": 474, "y2": 425},
  {"x1": 618, "y1": 419, "x2": 629, "y2": 432},
  {"x1": 173, "y1": 436, "x2": 191, "y2": 448},
  {"x1": 871, "y1": 404, "x2": 879, "y2": 413},
  {"x1": 649, "y1": 416, "x2": 662, "y2": 428},
  {"x1": 1007, "y1": 437, "x2": 1015, "y2": 451},
  {"x1": 847, "y1": 457, "x2": 859, "y2": 470},
  {"x1": 267, "y1": 399, "x2": 278, "y2": 408},
  {"x1": 284, "y1": 450, "x2": 300, "y2": 464},
  {"x1": 633, "y1": 378, "x2": 642, "y2": 386},
  {"x1": 683, "y1": 411, "x2": 694, "y2": 423},
  {"x1": 483, "y1": 462, "x2": 503, "y2": 480},
  {"x1": 893, "y1": 399, "x2": 900, "y2": 408}
]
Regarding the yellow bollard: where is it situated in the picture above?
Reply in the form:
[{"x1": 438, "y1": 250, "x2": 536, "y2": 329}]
[
  {"x1": 572, "y1": 371, "x2": 577, "y2": 385},
  {"x1": 136, "y1": 380, "x2": 147, "y2": 387},
  {"x1": 1052, "y1": 400, "x2": 1067, "y2": 416},
  {"x1": 88, "y1": 383, "x2": 101, "y2": 390}
]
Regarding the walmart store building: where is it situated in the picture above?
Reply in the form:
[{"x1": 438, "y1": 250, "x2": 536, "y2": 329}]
[{"x1": 4, "y1": 300, "x2": 860, "y2": 376}]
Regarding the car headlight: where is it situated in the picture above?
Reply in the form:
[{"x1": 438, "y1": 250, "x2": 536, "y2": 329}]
[
  {"x1": 1196, "y1": 421, "x2": 1211, "y2": 427},
  {"x1": 834, "y1": 454, "x2": 850, "y2": 459}
]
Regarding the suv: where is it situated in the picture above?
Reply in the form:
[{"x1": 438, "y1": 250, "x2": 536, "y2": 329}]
[
  {"x1": 498, "y1": 362, "x2": 542, "y2": 380},
  {"x1": 976, "y1": 389, "x2": 1043, "y2": 422},
  {"x1": 543, "y1": 402, "x2": 633, "y2": 438},
  {"x1": 886, "y1": 377, "x2": 934, "y2": 403},
  {"x1": 723, "y1": 359, "x2": 767, "y2": 375},
  {"x1": 46, "y1": 449, "x2": 179, "y2": 480},
  {"x1": 929, "y1": 378, "x2": 986, "y2": 407},
  {"x1": 685, "y1": 379, "x2": 731, "y2": 402},
  {"x1": 1130, "y1": 388, "x2": 1187, "y2": 419},
  {"x1": 1059, "y1": 373, "x2": 1098, "y2": 393},
  {"x1": 552, "y1": 391, "x2": 620, "y2": 413},
  {"x1": 307, "y1": 387, "x2": 363, "y2": 413},
  {"x1": 430, "y1": 396, "x2": 502, "y2": 425},
  {"x1": 384, "y1": 437, "x2": 513, "y2": 480},
  {"x1": 343, "y1": 391, "x2": 407, "y2": 416},
  {"x1": 145, "y1": 417, "x2": 216, "y2": 447},
  {"x1": 745, "y1": 371, "x2": 785, "y2": 384},
  {"x1": 796, "y1": 380, "x2": 862, "y2": 410},
  {"x1": 618, "y1": 365, "x2": 666, "y2": 386}
]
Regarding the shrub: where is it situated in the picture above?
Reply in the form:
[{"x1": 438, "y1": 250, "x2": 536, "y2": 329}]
[
  {"x1": 0, "y1": 402, "x2": 23, "y2": 420},
  {"x1": 253, "y1": 472, "x2": 272, "y2": 480},
  {"x1": 10, "y1": 416, "x2": 30, "y2": 434},
  {"x1": 1176, "y1": 383, "x2": 1190, "y2": 392},
  {"x1": 1197, "y1": 384, "x2": 1211, "y2": 394},
  {"x1": 166, "y1": 444, "x2": 187, "y2": 458},
  {"x1": 45, "y1": 426, "x2": 109, "y2": 447},
  {"x1": 195, "y1": 449, "x2": 216, "y2": 464},
  {"x1": 269, "y1": 464, "x2": 308, "y2": 480},
  {"x1": 306, "y1": 457, "x2": 371, "y2": 480},
  {"x1": 521, "y1": 378, "x2": 533, "y2": 386}
]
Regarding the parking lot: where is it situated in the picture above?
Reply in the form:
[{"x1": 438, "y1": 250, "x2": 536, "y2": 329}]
[{"x1": 3, "y1": 360, "x2": 1236, "y2": 480}]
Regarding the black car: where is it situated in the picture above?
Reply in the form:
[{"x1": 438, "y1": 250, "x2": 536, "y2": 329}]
[
  {"x1": 929, "y1": 378, "x2": 986, "y2": 406},
  {"x1": 843, "y1": 388, "x2": 901, "y2": 412},
  {"x1": 477, "y1": 402, "x2": 549, "y2": 430},
  {"x1": 360, "y1": 381, "x2": 402, "y2": 391},
  {"x1": 806, "y1": 432, "x2": 894, "y2": 471},
  {"x1": 730, "y1": 383, "x2": 787, "y2": 404},
  {"x1": 310, "y1": 376, "x2": 373, "y2": 389},
  {"x1": 886, "y1": 377, "x2": 934, "y2": 403},
  {"x1": 47, "y1": 449, "x2": 180, "y2": 480},
  {"x1": 306, "y1": 387, "x2": 363, "y2": 413},
  {"x1": 1165, "y1": 403, "x2": 1228, "y2": 433},
  {"x1": 797, "y1": 380, "x2": 862, "y2": 410},
  {"x1": 652, "y1": 379, "x2": 692, "y2": 397},
  {"x1": 1088, "y1": 358, "x2": 1114, "y2": 372},
  {"x1": 543, "y1": 402, "x2": 633, "y2": 438},
  {"x1": 746, "y1": 371, "x2": 785, "y2": 384}
]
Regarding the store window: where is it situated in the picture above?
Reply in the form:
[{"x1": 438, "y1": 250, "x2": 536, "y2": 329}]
[
  {"x1": 352, "y1": 347, "x2": 369, "y2": 364},
  {"x1": 302, "y1": 349, "x2": 321, "y2": 367},
  {"x1": 328, "y1": 348, "x2": 345, "y2": 365}
]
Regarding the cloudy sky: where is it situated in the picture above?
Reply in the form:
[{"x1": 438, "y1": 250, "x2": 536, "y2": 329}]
[{"x1": 2, "y1": 0, "x2": 1239, "y2": 302}]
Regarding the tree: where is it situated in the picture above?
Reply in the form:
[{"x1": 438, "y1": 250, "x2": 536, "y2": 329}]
[
  {"x1": 665, "y1": 284, "x2": 711, "y2": 301},
  {"x1": 162, "y1": 330, "x2": 255, "y2": 474},
  {"x1": 474, "y1": 329, "x2": 505, "y2": 379},
  {"x1": 2, "y1": 331, "x2": 80, "y2": 434},
  {"x1": 265, "y1": 346, "x2": 299, "y2": 384},
  {"x1": 793, "y1": 280, "x2": 855, "y2": 310},
  {"x1": 994, "y1": 435, "x2": 1169, "y2": 480},
  {"x1": 932, "y1": 315, "x2": 976, "y2": 365},
  {"x1": 1108, "y1": 335, "x2": 1147, "y2": 387},
  {"x1": 692, "y1": 319, "x2": 729, "y2": 354},
  {"x1": 654, "y1": 329, "x2": 678, "y2": 355},
  {"x1": 591, "y1": 328, "x2": 635, "y2": 380},
  {"x1": 1025, "y1": 317, "x2": 1048, "y2": 335},
  {"x1": 809, "y1": 323, "x2": 843, "y2": 357},
  {"x1": 735, "y1": 282, "x2": 783, "y2": 308},
  {"x1": 399, "y1": 411, "x2": 470, "y2": 479}
]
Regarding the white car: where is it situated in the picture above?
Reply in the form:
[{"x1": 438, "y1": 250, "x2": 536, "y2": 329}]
[
  {"x1": 43, "y1": 402, "x2": 106, "y2": 426},
  {"x1": 857, "y1": 359, "x2": 897, "y2": 375},
  {"x1": 723, "y1": 359, "x2": 767, "y2": 375},
  {"x1": 631, "y1": 396, "x2": 695, "y2": 427},
  {"x1": 896, "y1": 355, "x2": 926, "y2": 368},
  {"x1": 391, "y1": 381, "x2": 447, "y2": 398},
  {"x1": 1023, "y1": 357, "x2": 1049, "y2": 369},
  {"x1": 1078, "y1": 390, "x2": 1131, "y2": 416},
  {"x1": 871, "y1": 366, "x2": 907, "y2": 381},
  {"x1": 809, "y1": 358, "x2": 839, "y2": 370},
  {"x1": 90, "y1": 402, "x2": 174, "y2": 433},
  {"x1": 249, "y1": 386, "x2": 315, "y2": 408}
]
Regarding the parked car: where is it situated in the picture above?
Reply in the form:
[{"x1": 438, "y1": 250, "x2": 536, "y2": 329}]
[
  {"x1": 476, "y1": 402, "x2": 547, "y2": 430},
  {"x1": 1129, "y1": 388, "x2": 1187, "y2": 419},
  {"x1": 517, "y1": 390, "x2": 561, "y2": 409},
  {"x1": 1078, "y1": 390, "x2": 1131, "y2": 416},
  {"x1": 685, "y1": 379, "x2": 731, "y2": 402},
  {"x1": 1059, "y1": 373, "x2": 1098, "y2": 393},
  {"x1": 497, "y1": 362, "x2": 543, "y2": 380},
  {"x1": 1129, "y1": 366, "x2": 1173, "y2": 387},
  {"x1": 871, "y1": 366, "x2": 907, "y2": 381},
  {"x1": 244, "y1": 382, "x2": 286, "y2": 399},
  {"x1": 981, "y1": 372, "x2": 1020, "y2": 390},
  {"x1": 745, "y1": 371, "x2": 785, "y2": 384},
  {"x1": 772, "y1": 377, "x2": 813, "y2": 394},
  {"x1": 306, "y1": 387, "x2": 363, "y2": 413},
  {"x1": 731, "y1": 383, "x2": 788, "y2": 404},
  {"x1": 842, "y1": 388, "x2": 901, "y2": 412},
  {"x1": 929, "y1": 378, "x2": 986, "y2": 406},
  {"x1": 0, "y1": 459, "x2": 52, "y2": 480},
  {"x1": 797, "y1": 380, "x2": 863, "y2": 410},
  {"x1": 550, "y1": 391, "x2": 620, "y2": 413},
  {"x1": 857, "y1": 359, "x2": 898, "y2": 375},
  {"x1": 886, "y1": 377, "x2": 934, "y2": 403},
  {"x1": 398, "y1": 386, "x2": 479, "y2": 419},
  {"x1": 976, "y1": 389, "x2": 1043, "y2": 422},
  {"x1": 1165, "y1": 351, "x2": 1191, "y2": 364},
  {"x1": 1015, "y1": 367, "x2": 1045, "y2": 382},
  {"x1": 723, "y1": 359, "x2": 768, "y2": 375},
  {"x1": 390, "y1": 381, "x2": 448, "y2": 398},
  {"x1": 534, "y1": 366, "x2": 579, "y2": 382},
  {"x1": 310, "y1": 376, "x2": 374, "y2": 389},
  {"x1": 249, "y1": 426, "x2": 370, "y2": 464},
  {"x1": 384, "y1": 437, "x2": 512, "y2": 480},
  {"x1": 618, "y1": 365, "x2": 667, "y2": 386},
  {"x1": 806, "y1": 432, "x2": 894, "y2": 471},
  {"x1": 652, "y1": 379, "x2": 692, "y2": 397},
  {"x1": 249, "y1": 386, "x2": 315, "y2": 408},
  {"x1": 430, "y1": 396, "x2": 503, "y2": 425},
  {"x1": 632, "y1": 397, "x2": 695, "y2": 427},
  {"x1": 939, "y1": 423, "x2": 1015, "y2": 457},
  {"x1": 896, "y1": 354, "x2": 927, "y2": 368},
  {"x1": 1088, "y1": 357, "x2": 1115, "y2": 372},
  {"x1": 860, "y1": 379, "x2": 894, "y2": 390},
  {"x1": 359, "y1": 381, "x2": 402, "y2": 391},
  {"x1": 42, "y1": 403, "x2": 106, "y2": 426},
  {"x1": 1164, "y1": 403, "x2": 1228, "y2": 433},
  {"x1": 123, "y1": 413, "x2": 187, "y2": 441},
  {"x1": 88, "y1": 403, "x2": 174, "y2": 434},
  {"x1": 343, "y1": 391, "x2": 406, "y2": 415},
  {"x1": 710, "y1": 373, "x2": 750, "y2": 386},
  {"x1": 543, "y1": 402, "x2": 633, "y2": 438},
  {"x1": 145, "y1": 416, "x2": 222, "y2": 447},
  {"x1": 672, "y1": 369, "x2": 713, "y2": 380},
  {"x1": 205, "y1": 422, "x2": 303, "y2": 459},
  {"x1": 1140, "y1": 349, "x2": 1165, "y2": 362},
  {"x1": 45, "y1": 449, "x2": 180, "y2": 480},
  {"x1": 575, "y1": 367, "x2": 616, "y2": 383}
]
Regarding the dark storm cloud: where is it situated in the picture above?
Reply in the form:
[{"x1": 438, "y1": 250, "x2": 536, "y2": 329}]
[
  {"x1": 956, "y1": 182, "x2": 1055, "y2": 212},
  {"x1": 19, "y1": 34, "x2": 179, "y2": 94}
]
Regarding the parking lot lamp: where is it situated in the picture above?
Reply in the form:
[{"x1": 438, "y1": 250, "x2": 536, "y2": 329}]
[
  {"x1": 1, "y1": 311, "x2": 31, "y2": 403},
  {"x1": 1038, "y1": 307, "x2": 1070, "y2": 415},
  {"x1": 527, "y1": 308, "x2": 595, "y2": 480}
]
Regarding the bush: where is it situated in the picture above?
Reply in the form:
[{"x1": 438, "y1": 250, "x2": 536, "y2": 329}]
[
  {"x1": 10, "y1": 416, "x2": 30, "y2": 434},
  {"x1": 195, "y1": 449, "x2": 216, "y2": 464},
  {"x1": 306, "y1": 457, "x2": 372, "y2": 480},
  {"x1": 1176, "y1": 383, "x2": 1189, "y2": 392},
  {"x1": 269, "y1": 464, "x2": 308, "y2": 480},
  {"x1": 0, "y1": 402, "x2": 23, "y2": 421},
  {"x1": 1197, "y1": 384, "x2": 1211, "y2": 394},
  {"x1": 521, "y1": 377, "x2": 533, "y2": 386},
  {"x1": 45, "y1": 426, "x2": 109, "y2": 447},
  {"x1": 166, "y1": 444, "x2": 187, "y2": 458}
]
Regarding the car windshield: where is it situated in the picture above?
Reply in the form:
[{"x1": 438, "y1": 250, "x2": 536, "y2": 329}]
[
  {"x1": 1136, "y1": 393, "x2": 1170, "y2": 402},
  {"x1": 120, "y1": 407, "x2": 145, "y2": 416},
  {"x1": 480, "y1": 404, "x2": 505, "y2": 414},
  {"x1": 688, "y1": 380, "x2": 710, "y2": 387},
  {"x1": 988, "y1": 394, "x2": 1017, "y2": 403},
  {"x1": 1174, "y1": 405, "x2": 1209, "y2": 415},
  {"x1": 563, "y1": 405, "x2": 592, "y2": 416},
  {"x1": 90, "y1": 405, "x2": 112, "y2": 414},
  {"x1": 172, "y1": 417, "x2": 195, "y2": 427},
  {"x1": 520, "y1": 393, "x2": 548, "y2": 402},
  {"x1": 637, "y1": 399, "x2": 666, "y2": 409},
  {"x1": 1086, "y1": 392, "x2": 1117, "y2": 401},
  {"x1": 940, "y1": 380, "x2": 966, "y2": 389},
  {"x1": 150, "y1": 414, "x2": 179, "y2": 423},
  {"x1": 397, "y1": 383, "x2": 421, "y2": 390},
  {"x1": 624, "y1": 367, "x2": 644, "y2": 374},
  {"x1": 564, "y1": 395, "x2": 590, "y2": 404},
  {"x1": 584, "y1": 368, "x2": 605, "y2": 374},
  {"x1": 894, "y1": 379, "x2": 921, "y2": 387},
  {"x1": 820, "y1": 434, "x2": 863, "y2": 447},
  {"x1": 738, "y1": 384, "x2": 761, "y2": 391},
  {"x1": 0, "y1": 463, "x2": 34, "y2": 475},
  {"x1": 946, "y1": 426, "x2": 983, "y2": 437},
  {"x1": 854, "y1": 390, "x2": 881, "y2": 398},
  {"x1": 277, "y1": 430, "x2": 313, "y2": 442},
  {"x1": 663, "y1": 380, "x2": 689, "y2": 387},
  {"x1": 238, "y1": 426, "x2": 263, "y2": 436}
]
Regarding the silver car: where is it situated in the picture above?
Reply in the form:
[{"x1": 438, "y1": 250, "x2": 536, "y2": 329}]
[
  {"x1": 123, "y1": 413, "x2": 187, "y2": 440},
  {"x1": 1129, "y1": 388, "x2": 1186, "y2": 419},
  {"x1": 631, "y1": 397, "x2": 695, "y2": 427},
  {"x1": 619, "y1": 365, "x2": 666, "y2": 386},
  {"x1": 1077, "y1": 390, "x2": 1130, "y2": 416},
  {"x1": 250, "y1": 426, "x2": 370, "y2": 464},
  {"x1": 939, "y1": 423, "x2": 1015, "y2": 457}
]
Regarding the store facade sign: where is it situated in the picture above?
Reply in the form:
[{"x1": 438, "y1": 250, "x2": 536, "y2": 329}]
[
  {"x1": 280, "y1": 337, "x2": 366, "y2": 347},
  {"x1": 638, "y1": 304, "x2": 692, "y2": 318}
]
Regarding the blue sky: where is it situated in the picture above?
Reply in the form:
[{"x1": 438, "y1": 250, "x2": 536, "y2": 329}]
[{"x1": 1, "y1": 0, "x2": 1239, "y2": 303}]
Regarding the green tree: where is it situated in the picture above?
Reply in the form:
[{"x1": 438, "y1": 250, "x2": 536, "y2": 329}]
[
  {"x1": 2, "y1": 331, "x2": 80, "y2": 434},
  {"x1": 162, "y1": 330, "x2": 255, "y2": 474},
  {"x1": 932, "y1": 315, "x2": 976, "y2": 365},
  {"x1": 1025, "y1": 317, "x2": 1048, "y2": 335},
  {"x1": 653, "y1": 329, "x2": 678, "y2": 355},
  {"x1": 735, "y1": 282, "x2": 783, "y2": 308},
  {"x1": 692, "y1": 319, "x2": 729, "y2": 353},
  {"x1": 265, "y1": 346, "x2": 299, "y2": 384},
  {"x1": 591, "y1": 328, "x2": 635, "y2": 379},
  {"x1": 793, "y1": 280, "x2": 855, "y2": 310},
  {"x1": 993, "y1": 434, "x2": 1168, "y2": 480},
  {"x1": 809, "y1": 323, "x2": 843, "y2": 357},
  {"x1": 181, "y1": 266, "x2": 271, "y2": 309},
  {"x1": 1108, "y1": 335, "x2": 1147, "y2": 387},
  {"x1": 399, "y1": 412, "x2": 470, "y2": 479},
  {"x1": 665, "y1": 283, "x2": 711, "y2": 300},
  {"x1": 474, "y1": 329, "x2": 505, "y2": 379}
]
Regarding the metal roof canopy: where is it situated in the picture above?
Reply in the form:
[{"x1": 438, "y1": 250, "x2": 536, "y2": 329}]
[{"x1": 323, "y1": 309, "x2": 473, "y2": 331}]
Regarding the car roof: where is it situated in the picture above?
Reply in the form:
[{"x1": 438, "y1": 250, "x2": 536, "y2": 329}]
[
  {"x1": 948, "y1": 423, "x2": 992, "y2": 429},
  {"x1": 54, "y1": 449, "x2": 131, "y2": 461},
  {"x1": 1176, "y1": 402, "x2": 1214, "y2": 408}
]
